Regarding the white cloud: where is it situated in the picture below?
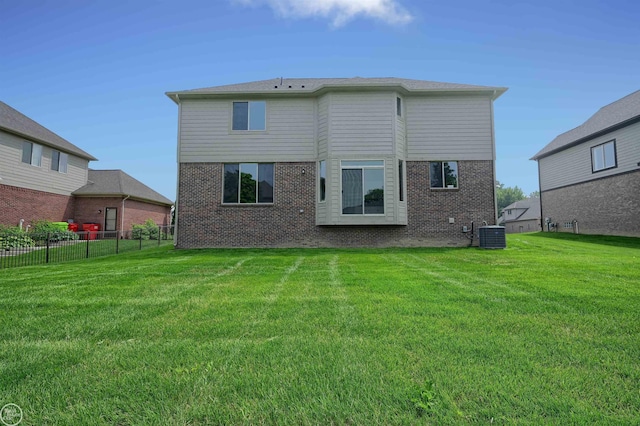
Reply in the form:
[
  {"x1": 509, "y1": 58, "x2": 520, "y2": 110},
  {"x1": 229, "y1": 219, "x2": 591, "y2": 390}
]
[{"x1": 235, "y1": 0, "x2": 413, "y2": 27}]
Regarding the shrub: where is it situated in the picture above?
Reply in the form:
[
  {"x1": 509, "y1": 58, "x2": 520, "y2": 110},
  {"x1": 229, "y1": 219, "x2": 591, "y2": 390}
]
[
  {"x1": 30, "y1": 220, "x2": 79, "y2": 244},
  {"x1": 132, "y1": 219, "x2": 159, "y2": 240},
  {"x1": 0, "y1": 225, "x2": 35, "y2": 249}
]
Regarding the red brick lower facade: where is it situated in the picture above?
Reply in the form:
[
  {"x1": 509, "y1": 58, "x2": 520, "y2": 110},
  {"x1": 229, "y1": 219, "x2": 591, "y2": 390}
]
[
  {"x1": 540, "y1": 170, "x2": 640, "y2": 237},
  {"x1": 0, "y1": 184, "x2": 75, "y2": 227},
  {"x1": 0, "y1": 184, "x2": 170, "y2": 231},
  {"x1": 176, "y1": 161, "x2": 497, "y2": 248}
]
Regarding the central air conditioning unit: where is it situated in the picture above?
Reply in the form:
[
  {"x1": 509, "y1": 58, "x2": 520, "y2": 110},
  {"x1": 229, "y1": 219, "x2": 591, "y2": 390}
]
[{"x1": 479, "y1": 226, "x2": 506, "y2": 249}]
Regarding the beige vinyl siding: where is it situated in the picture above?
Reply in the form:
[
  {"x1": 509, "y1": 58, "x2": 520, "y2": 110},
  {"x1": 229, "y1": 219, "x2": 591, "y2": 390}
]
[
  {"x1": 406, "y1": 95, "x2": 493, "y2": 160},
  {"x1": 317, "y1": 94, "x2": 329, "y2": 158},
  {"x1": 328, "y1": 93, "x2": 394, "y2": 156},
  {"x1": 0, "y1": 130, "x2": 88, "y2": 195},
  {"x1": 396, "y1": 114, "x2": 406, "y2": 158},
  {"x1": 539, "y1": 121, "x2": 640, "y2": 191},
  {"x1": 179, "y1": 98, "x2": 316, "y2": 162}
]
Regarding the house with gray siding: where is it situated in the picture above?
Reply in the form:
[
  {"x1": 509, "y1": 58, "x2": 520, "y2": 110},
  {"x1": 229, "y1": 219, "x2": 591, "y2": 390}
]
[
  {"x1": 167, "y1": 77, "x2": 507, "y2": 248},
  {"x1": 498, "y1": 196, "x2": 541, "y2": 234},
  {"x1": 0, "y1": 101, "x2": 172, "y2": 232},
  {"x1": 531, "y1": 90, "x2": 640, "y2": 237}
]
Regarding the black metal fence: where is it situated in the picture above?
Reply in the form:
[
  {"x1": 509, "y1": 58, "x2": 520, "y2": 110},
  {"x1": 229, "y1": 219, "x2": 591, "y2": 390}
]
[{"x1": 0, "y1": 226, "x2": 174, "y2": 269}]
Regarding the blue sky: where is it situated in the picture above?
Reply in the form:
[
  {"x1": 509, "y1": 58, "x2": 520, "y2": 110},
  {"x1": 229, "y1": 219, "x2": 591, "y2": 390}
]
[{"x1": 2, "y1": 0, "x2": 638, "y2": 201}]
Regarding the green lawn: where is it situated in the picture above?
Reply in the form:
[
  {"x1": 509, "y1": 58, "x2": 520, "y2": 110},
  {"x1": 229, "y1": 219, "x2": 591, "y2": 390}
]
[{"x1": 1, "y1": 233, "x2": 638, "y2": 425}]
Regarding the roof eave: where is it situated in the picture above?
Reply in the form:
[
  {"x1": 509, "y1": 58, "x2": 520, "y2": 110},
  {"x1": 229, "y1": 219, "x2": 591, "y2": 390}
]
[
  {"x1": 532, "y1": 114, "x2": 640, "y2": 161},
  {"x1": 0, "y1": 125, "x2": 98, "y2": 161},
  {"x1": 166, "y1": 83, "x2": 508, "y2": 102},
  {"x1": 73, "y1": 193, "x2": 173, "y2": 206}
]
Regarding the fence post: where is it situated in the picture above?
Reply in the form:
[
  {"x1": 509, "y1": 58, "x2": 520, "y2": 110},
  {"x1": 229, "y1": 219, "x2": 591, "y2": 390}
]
[
  {"x1": 86, "y1": 234, "x2": 90, "y2": 258},
  {"x1": 158, "y1": 227, "x2": 161, "y2": 247},
  {"x1": 139, "y1": 233, "x2": 142, "y2": 250},
  {"x1": 116, "y1": 232, "x2": 119, "y2": 254},
  {"x1": 46, "y1": 232, "x2": 50, "y2": 264}
]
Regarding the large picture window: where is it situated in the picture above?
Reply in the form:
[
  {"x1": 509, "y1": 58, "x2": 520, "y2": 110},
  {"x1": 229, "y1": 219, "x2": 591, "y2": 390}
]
[
  {"x1": 51, "y1": 150, "x2": 68, "y2": 173},
  {"x1": 223, "y1": 163, "x2": 274, "y2": 204},
  {"x1": 591, "y1": 140, "x2": 616, "y2": 172},
  {"x1": 341, "y1": 160, "x2": 384, "y2": 215},
  {"x1": 430, "y1": 161, "x2": 458, "y2": 189},
  {"x1": 232, "y1": 101, "x2": 266, "y2": 131},
  {"x1": 22, "y1": 141, "x2": 42, "y2": 166}
]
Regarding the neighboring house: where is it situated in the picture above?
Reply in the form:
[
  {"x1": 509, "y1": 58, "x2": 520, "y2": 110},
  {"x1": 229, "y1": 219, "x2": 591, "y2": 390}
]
[
  {"x1": 531, "y1": 90, "x2": 640, "y2": 237},
  {"x1": 498, "y1": 197, "x2": 541, "y2": 233},
  {"x1": 73, "y1": 170, "x2": 173, "y2": 232},
  {"x1": 0, "y1": 101, "x2": 172, "y2": 232},
  {"x1": 167, "y1": 77, "x2": 507, "y2": 248}
]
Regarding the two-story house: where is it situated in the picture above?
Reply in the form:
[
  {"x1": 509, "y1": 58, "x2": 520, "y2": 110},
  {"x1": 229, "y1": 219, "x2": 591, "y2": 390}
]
[
  {"x1": 498, "y1": 196, "x2": 541, "y2": 234},
  {"x1": 167, "y1": 77, "x2": 507, "y2": 248},
  {"x1": 531, "y1": 90, "x2": 640, "y2": 237},
  {"x1": 0, "y1": 101, "x2": 172, "y2": 232}
]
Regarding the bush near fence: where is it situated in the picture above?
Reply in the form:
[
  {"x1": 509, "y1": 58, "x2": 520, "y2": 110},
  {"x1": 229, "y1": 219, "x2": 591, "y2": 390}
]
[{"x1": 0, "y1": 225, "x2": 174, "y2": 269}]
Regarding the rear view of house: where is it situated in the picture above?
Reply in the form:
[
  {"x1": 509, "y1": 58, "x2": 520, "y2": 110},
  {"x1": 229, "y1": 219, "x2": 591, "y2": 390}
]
[
  {"x1": 167, "y1": 77, "x2": 507, "y2": 248},
  {"x1": 532, "y1": 90, "x2": 640, "y2": 237}
]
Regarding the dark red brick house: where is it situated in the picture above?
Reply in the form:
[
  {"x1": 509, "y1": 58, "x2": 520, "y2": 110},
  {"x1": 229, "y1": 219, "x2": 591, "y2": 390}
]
[
  {"x1": 167, "y1": 77, "x2": 507, "y2": 247},
  {"x1": 0, "y1": 101, "x2": 172, "y2": 232}
]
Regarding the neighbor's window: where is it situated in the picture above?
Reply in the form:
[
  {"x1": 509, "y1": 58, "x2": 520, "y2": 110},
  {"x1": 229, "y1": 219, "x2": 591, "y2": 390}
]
[
  {"x1": 396, "y1": 97, "x2": 402, "y2": 117},
  {"x1": 232, "y1": 101, "x2": 266, "y2": 131},
  {"x1": 51, "y1": 150, "x2": 68, "y2": 173},
  {"x1": 223, "y1": 163, "x2": 274, "y2": 203},
  {"x1": 22, "y1": 141, "x2": 42, "y2": 166},
  {"x1": 591, "y1": 140, "x2": 616, "y2": 172},
  {"x1": 319, "y1": 160, "x2": 326, "y2": 202},
  {"x1": 341, "y1": 160, "x2": 384, "y2": 215},
  {"x1": 430, "y1": 161, "x2": 458, "y2": 189}
]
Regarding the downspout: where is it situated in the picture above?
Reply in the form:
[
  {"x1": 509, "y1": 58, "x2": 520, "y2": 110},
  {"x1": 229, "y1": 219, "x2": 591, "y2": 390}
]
[
  {"x1": 174, "y1": 95, "x2": 182, "y2": 246},
  {"x1": 121, "y1": 195, "x2": 130, "y2": 238},
  {"x1": 490, "y1": 91, "x2": 498, "y2": 225},
  {"x1": 536, "y1": 158, "x2": 544, "y2": 232}
]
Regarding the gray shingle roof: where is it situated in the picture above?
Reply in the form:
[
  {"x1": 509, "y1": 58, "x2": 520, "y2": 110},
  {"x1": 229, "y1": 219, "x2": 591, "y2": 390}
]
[
  {"x1": 499, "y1": 197, "x2": 541, "y2": 224},
  {"x1": 73, "y1": 169, "x2": 173, "y2": 206},
  {"x1": 0, "y1": 101, "x2": 97, "y2": 161},
  {"x1": 167, "y1": 77, "x2": 507, "y2": 102},
  {"x1": 532, "y1": 90, "x2": 640, "y2": 160}
]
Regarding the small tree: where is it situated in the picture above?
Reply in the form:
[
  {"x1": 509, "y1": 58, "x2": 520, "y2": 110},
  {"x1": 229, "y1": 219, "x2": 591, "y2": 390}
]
[{"x1": 496, "y1": 181, "x2": 526, "y2": 212}]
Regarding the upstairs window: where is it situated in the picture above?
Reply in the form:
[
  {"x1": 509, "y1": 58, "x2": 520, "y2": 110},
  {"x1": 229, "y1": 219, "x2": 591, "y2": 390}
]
[
  {"x1": 341, "y1": 160, "x2": 384, "y2": 215},
  {"x1": 22, "y1": 141, "x2": 42, "y2": 166},
  {"x1": 51, "y1": 150, "x2": 68, "y2": 173},
  {"x1": 430, "y1": 161, "x2": 458, "y2": 189},
  {"x1": 223, "y1": 163, "x2": 274, "y2": 204},
  {"x1": 591, "y1": 140, "x2": 616, "y2": 172},
  {"x1": 232, "y1": 101, "x2": 266, "y2": 131},
  {"x1": 396, "y1": 97, "x2": 402, "y2": 117}
]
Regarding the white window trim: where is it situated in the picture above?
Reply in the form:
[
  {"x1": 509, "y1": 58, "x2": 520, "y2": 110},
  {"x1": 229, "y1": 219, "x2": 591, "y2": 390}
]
[
  {"x1": 318, "y1": 160, "x2": 327, "y2": 203},
  {"x1": 231, "y1": 100, "x2": 267, "y2": 132},
  {"x1": 339, "y1": 159, "x2": 386, "y2": 216},
  {"x1": 22, "y1": 141, "x2": 42, "y2": 167},
  {"x1": 590, "y1": 139, "x2": 617, "y2": 173},
  {"x1": 430, "y1": 161, "x2": 459, "y2": 190},
  {"x1": 221, "y1": 162, "x2": 275, "y2": 205}
]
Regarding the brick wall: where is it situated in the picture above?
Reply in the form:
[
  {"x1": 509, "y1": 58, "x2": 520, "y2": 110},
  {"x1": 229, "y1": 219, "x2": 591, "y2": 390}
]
[
  {"x1": 177, "y1": 160, "x2": 496, "y2": 248},
  {"x1": 74, "y1": 197, "x2": 171, "y2": 231},
  {"x1": 541, "y1": 170, "x2": 640, "y2": 237},
  {"x1": 0, "y1": 183, "x2": 75, "y2": 227}
]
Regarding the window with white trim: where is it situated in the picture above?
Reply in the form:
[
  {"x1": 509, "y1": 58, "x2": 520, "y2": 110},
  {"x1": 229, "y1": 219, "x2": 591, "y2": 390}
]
[
  {"x1": 591, "y1": 140, "x2": 616, "y2": 172},
  {"x1": 319, "y1": 160, "x2": 326, "y2": 202},
  {"x1": 232, "y1": 101, "x2": 266, "y2": 131},
  {"x1": 396, "y1": 97, "x2": 402, "y2": 117},
  {"x1": 51, "y1": 150, "x2": 68, "y2": 173},
  {"x1": 223, "y1": 163, "x2": 274, "y2": 203},
  {"x1": 22, "y1": 141, "x2": 42, "y2": 166},
  {"x1": 430, "y1": 161, "x2": 458, "y2": 189},
  {"x1": 341, "y1": 160, "x2": 384, "y2": 215}
]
